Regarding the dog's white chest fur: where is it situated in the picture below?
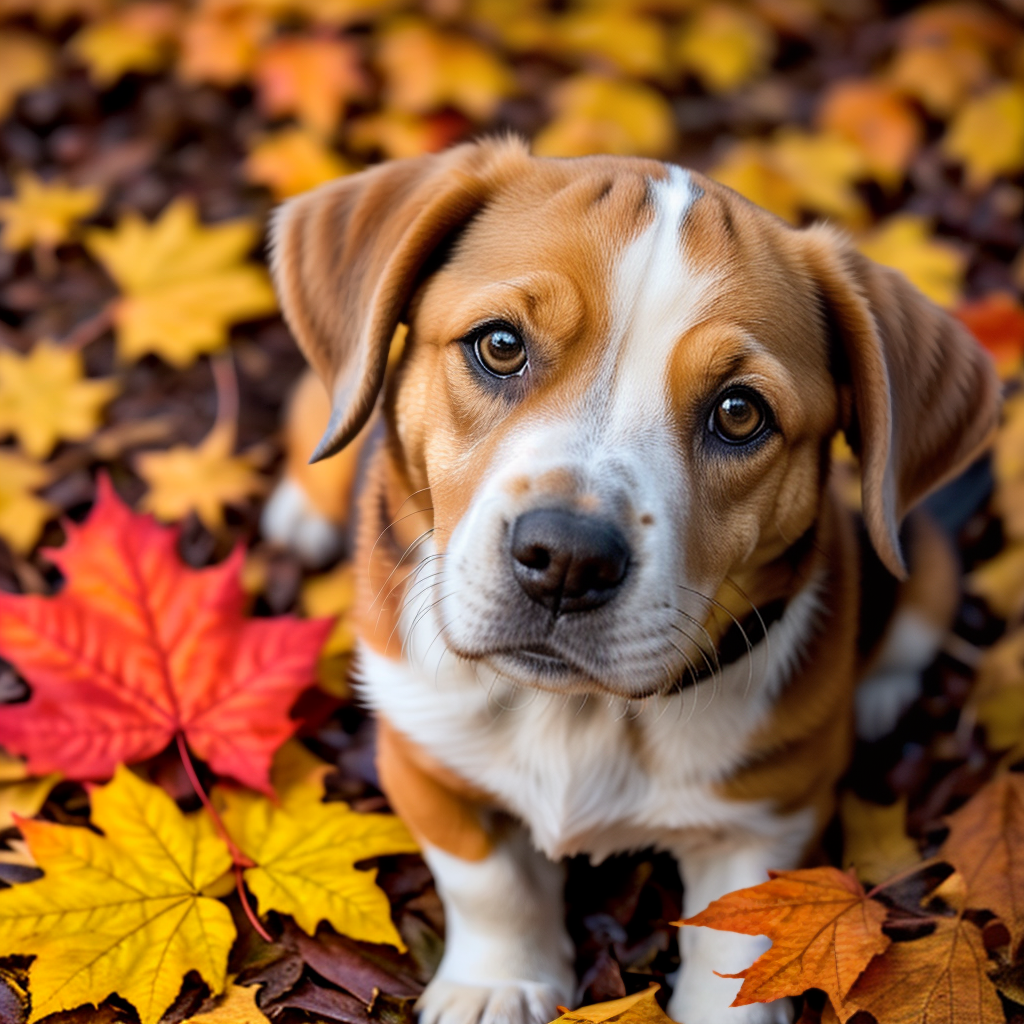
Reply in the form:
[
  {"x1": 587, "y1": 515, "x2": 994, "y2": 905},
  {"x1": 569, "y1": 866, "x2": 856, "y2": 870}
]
[{"x1": 357, "y1": 575, "x2": 823, "y2": 862}]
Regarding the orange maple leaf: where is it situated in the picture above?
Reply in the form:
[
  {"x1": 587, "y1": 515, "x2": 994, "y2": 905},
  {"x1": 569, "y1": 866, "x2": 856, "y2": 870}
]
[
  {"x1": 940, "y1": 773, "x2": 1024, "y2": 954},
  {"x1": 956, "y1": 292, "x2": 1024, "y2": 376},
  {"x1": 840, "y1": 915, "x2": 1003, "y2": 1024},
  {"x1": 0, "y1": 477, "x2": 332, "y2": 793},
  {"x1": 681, "y1": 866, "x2": 889, "y2": 1009}
]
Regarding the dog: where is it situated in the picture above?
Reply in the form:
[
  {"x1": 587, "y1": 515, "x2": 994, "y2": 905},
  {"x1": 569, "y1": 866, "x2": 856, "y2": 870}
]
[{"x1": 261, "y1": 138, "x2": 1000, "y2": 1024}]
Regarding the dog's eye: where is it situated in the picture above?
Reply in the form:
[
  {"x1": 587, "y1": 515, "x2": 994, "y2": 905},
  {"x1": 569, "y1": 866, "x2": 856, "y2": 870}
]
[
  {"x1": 710, "y1": 389, "x2": 768, "y2": 444},
  {"x1": 475, "y1": 328, "x2": 528, "y2": 377}
]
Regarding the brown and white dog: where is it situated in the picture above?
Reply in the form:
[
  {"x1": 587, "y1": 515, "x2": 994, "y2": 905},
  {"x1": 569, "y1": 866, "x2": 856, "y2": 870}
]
[{"x1": 262, "y1": 138, "x2": 1000, "y2": 1024}]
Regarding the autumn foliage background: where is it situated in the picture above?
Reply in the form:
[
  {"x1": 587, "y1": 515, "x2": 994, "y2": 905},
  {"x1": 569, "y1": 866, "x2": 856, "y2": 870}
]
[{"x1": 1, "y1": 0, "x2": 1024, "y2": 1023}]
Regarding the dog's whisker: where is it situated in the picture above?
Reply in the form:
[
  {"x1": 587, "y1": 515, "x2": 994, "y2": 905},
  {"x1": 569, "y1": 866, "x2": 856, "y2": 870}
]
[
  {"x1": 375, "y1": 549, "x2": 444, "y2": 633},
  {"x1": 370, "y1": 526, "x2": 437, "y2": 612},
  {"x1": 722, "y1": 577, "x2": 771, "y2": 698},
  {"x1": 677, "y1": 583, "x2": 756, "y2": 697},
  {"x1": 366, "y1": 504, "x2": 434, "y2": 582}
]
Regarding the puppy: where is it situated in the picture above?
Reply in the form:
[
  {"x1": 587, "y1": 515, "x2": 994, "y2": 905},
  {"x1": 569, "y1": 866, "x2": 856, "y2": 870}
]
[{"x1": 262, "y1": 138, "x2": 999, "y2": 1024}]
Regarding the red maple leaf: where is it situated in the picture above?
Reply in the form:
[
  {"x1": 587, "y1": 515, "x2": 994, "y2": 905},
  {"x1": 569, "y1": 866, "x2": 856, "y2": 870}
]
[{"x1": 0, "y1": 477, "x2": 332, "y2": 793}]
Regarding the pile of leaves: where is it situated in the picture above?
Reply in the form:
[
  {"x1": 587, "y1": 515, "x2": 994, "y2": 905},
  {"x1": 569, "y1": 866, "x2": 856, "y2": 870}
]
[{"x1": 1, "y1": 0, "x2": 1024, "y2": 1022}]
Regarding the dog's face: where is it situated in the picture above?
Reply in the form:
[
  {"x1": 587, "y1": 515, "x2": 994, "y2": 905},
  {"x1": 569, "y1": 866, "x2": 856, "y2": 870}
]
[{"x1": 272, "y1": 139, "x2": 998, "y2": 699}]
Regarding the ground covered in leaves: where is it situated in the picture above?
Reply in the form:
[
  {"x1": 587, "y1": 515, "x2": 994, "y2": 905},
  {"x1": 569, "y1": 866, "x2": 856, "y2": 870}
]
[{"x1": 1, "y1": 0, "x2": 1024, "y2": 1022}]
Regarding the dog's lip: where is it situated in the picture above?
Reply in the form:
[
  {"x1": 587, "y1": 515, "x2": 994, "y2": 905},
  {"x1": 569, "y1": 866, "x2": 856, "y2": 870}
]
[{"x1": 501, "y1": 644, "x2": 573, "y2": 672}]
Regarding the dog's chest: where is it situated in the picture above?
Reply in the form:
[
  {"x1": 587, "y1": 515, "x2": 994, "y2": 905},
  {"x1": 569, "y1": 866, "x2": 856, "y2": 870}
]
[{"x1": 357, "y1": 625, "x2": 808, "y2": 861}]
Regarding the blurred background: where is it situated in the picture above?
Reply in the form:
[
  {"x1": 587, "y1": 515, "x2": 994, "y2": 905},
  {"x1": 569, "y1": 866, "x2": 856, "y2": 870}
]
[{"x1": 2, "y1": 1, "x2": 1024, "y2": 1015}]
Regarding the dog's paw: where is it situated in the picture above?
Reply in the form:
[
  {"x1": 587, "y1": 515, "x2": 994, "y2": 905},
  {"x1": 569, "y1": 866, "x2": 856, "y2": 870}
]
[
  {"x1": 854, "y1": 669, "x2": 922, "y2": 742},
  {"x1": 416, "y1": 979, "x2": 563, "y2": 1024},
  {"x1": 667, "y1": 987, "x2": 792, "y2": 1024},
  {"x1": 260, "y1": 477, "x2": 345, "y2": 568}
]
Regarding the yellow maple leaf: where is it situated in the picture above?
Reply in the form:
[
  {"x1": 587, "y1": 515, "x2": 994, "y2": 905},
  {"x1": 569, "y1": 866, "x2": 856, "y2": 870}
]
[
  {"x1": 973, "y1": 628, "x2": 1024, "y2": 753},
  {"x1": 136, "y1": 420, "x2": 266, "y2": 530},
  {"x1": 675, "y1": 4, "x2": 775, "y2": 94},
  {"x1": 0, "y1": 31, "x2": 55, "y2": 120},
  {"x1": 534, "y1": 73, "x2": 675, "y2": 158},
  {"x1": 887, "y1": 39, "x2": 991, "y2": 118},
  {"x1": 85, "y1": 198, "x2": 277, "y2": 366},
  {"x1": 992, "y1": 392, "x2": 1024, "y2": 542},
  {"x1": 348, "y1": 109, "x2": 466, "y2": 159},
  {"x1": 377, "y1": 19, "x2": 515, "y2": 121},
  {"x1": 183, "y1": 982, "x2": 270, "y2": 1023},
  {"x1": 710, "y1": 139, "x2": 801, "y2": 223},
  {"x1": 0, "y1": 450, "x2": 53, "y2": 554},
  {"x1": 244, "y1": 127, "x2": 352, "y2": 200},
  {"x1": 552, "y1": 10, "x2": 668, "y2": 77},
  {"x1": 968, "y1": 544, "x2": 1024, "y2": 620},
  {"x1": 217, "y1": 742, "x2": 418, "y2": 948},
  {"x1": 0, "y1": 765, "x2": 235, "y2": 1024},
  {"x1": 67, "y1": 2, "x2": 181, "y2": 86},
  {"x1": 840, "y1": 793, "x2": 920, "y2": 886},
  {"x1": 301, "y1": 561, "x2": 357, "y2": 697},
  {"x1": 770, "y1": 127, "x2": 868, "y2": 226},
  {"x1": 0, "y1": 173, "x2": 103, "y2": 252},
  {"x1": 0, "y1": 340, "x2": 118, "y2": 459},
  {"x1": 0, "y1": 752, "x2": 60, "y2": 831},
  {"x1": 944, "y1": 82, "x2": 1024, "y2": 190},
  {"x1": 857, "y1": 214, "x2": 965, "y2": 307},
  {"x1": 177, "y1": 5, "x2": 271, "y2": 87},
  {"x1": 255, "y1": 36, "x2": 367, "y2": 136}
]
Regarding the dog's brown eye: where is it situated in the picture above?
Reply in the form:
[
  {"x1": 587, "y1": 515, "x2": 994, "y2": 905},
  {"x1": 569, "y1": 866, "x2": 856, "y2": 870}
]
[
  {"x1": 475, "y1": 328, "x2": 527, "y2": 377},
  {"x1": 711, "y1": 390, "x2": 767, "y2": 444}
]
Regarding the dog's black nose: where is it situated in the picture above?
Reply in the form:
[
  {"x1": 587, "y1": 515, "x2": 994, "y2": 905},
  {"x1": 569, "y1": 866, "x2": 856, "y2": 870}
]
[{"x1": 510, "y1": 509, "x2": 630, "y2": 615}]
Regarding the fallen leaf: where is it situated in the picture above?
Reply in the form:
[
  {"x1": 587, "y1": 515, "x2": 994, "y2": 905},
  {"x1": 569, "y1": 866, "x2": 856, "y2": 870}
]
[
  {"x1": 887, "y1": 38, "x2": 991, "y2": 117},
  {"x1": 0, "y1": 0, "x2": 109, "y2": 25},
  {"x1": 841, "y1": 793, "x2": 920, "y2": 886},
  {"x1": 956, "y1": 292, "x2": 1024, "y2": 376},
  {"x1": 0, "y1": 173, "x2": 102, "y2": 252},
  {"x1": 856, "y1": 215, "x2": 965, "y2": 307},
  {"x1": 533, "y1": 74, "x2": 675, "y2": 158},
  {"x1": 85, "y1": 197, "x2": 277, "y2": 366},
  {"x1": 0, "y1": 31, "x2": 55, "y2": 120},
  {"x1": 553, "y1": 10, "x2": 667, "y2": 78},
  {"x1": 244, "y1": 127, "x2": 352, "y2": 200},
  {"x1": 0, "y1": 340, "x2": 118, "y2": 459},
  {"x1": 183, "y1": 982, "x2": 270, "y2": 1023},
  {"x1": 347, "y1": 109, "x2": 469, "y2": 159},
  {"x1": 0, "y1": 752, "x2": 60, "y2": 830},
  {"x1": 675, "y1": 4, "x2": 774, "y2": 94},
  {"x1": 377, "y1": 19, "x2": 515, "y2": 121},
  {"x1": 0, "y1": 477, "x2": 332, "y2": 792},
  {"x1": 710, "y1": 139, "x2": 802, "y2": 223},
  {"x1": 177, "y1": 5, "x2": 271, "y2": 87},
  {"x1": 550, "y1": 986, "x2": 670, "y2": 1024},
  {"x1": 0, "y1": 450, "x2": 54, "y2": 554},
  {"x1": 944, "y1": 83, "x2": 1024, "y2": 190},
  {"x1": 301, "y1": 561, "x2": 356, "y2": 697},
  {"x1": 0, "y1": 765, "x2": 235, "y2": 1024},
  {"x1": 841, "y1": 915, "x2": 1002, "y2": 1024},
  {"x1": 770, "y1": 127, "x2": 867, "y2": 226},
  {"x1": 67, "y1": 3, "x2": 181, "y2": 86},
  {"x1": 681, "y1": 867, "x2": 889, "y2": 1009},
  {"x1": 973, "y1": 627, "x2": 1024, "y2": 756},
  {"x1": 818, "y1": 80, "x2": 921, "y2": 188},
  {"x1": 254, "y1": 36, "x2": 367, "y2": 136},
  {"x1": 992, "y1": 392, "x2": 1024, "y2": 541},
  {"x1": 216, "y1": 741, "x2": 418, "y2": 948},
  {"x1": 940, "y1": 772, "x2": 1024, "y2": 952},
  {"x1": 136, "y1": 420, "x2": 267, "y2": 530}
]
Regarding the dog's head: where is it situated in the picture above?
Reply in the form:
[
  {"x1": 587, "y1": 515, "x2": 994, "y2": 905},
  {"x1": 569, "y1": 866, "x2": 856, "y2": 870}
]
[{"x1": 271, "y1": 138, "x2": 999, "y2": 699}]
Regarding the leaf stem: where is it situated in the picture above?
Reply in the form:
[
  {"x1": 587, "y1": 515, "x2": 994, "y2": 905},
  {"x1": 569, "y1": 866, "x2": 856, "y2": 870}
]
[
  {"x1": 174, "y1": 732, "x2": 273, "y2": 943},
  {"x1": 61, "y1": 303, "x2": 114, "y2": 351},
  {"x1": 210, "y1": 351, "x2": 239, "y2": 448}
]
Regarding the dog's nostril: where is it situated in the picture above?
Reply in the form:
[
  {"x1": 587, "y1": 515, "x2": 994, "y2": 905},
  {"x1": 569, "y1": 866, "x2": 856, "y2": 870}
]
[{"x1": 510, "y1": 509, "x2": 630, "y2": 615}]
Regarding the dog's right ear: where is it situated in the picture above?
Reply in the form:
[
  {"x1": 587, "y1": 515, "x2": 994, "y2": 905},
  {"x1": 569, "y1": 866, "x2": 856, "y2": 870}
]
[{"x1": 270, "y1": 139, "x2": 527, "y2": 462}]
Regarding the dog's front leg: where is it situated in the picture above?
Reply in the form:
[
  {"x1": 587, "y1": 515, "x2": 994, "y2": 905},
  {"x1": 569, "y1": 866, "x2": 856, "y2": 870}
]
[
  {"x1": 668, "y1": 831, "x2": 808, "y2": 1024},
  {"x1": 418, "y1": 830, "x2": 575, "y2": 1024}
]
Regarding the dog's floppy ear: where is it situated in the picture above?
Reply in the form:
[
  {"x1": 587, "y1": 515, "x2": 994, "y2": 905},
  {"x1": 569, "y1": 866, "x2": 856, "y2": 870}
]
[
  {"x1": 270, "y1": 139, "x2": 526, "y2": 462},
  {"x1": 803, "y1": 224, "x2": 1000, "y2": 579}
]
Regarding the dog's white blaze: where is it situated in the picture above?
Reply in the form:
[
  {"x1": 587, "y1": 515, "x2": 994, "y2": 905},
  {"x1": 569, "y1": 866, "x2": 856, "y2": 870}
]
[{"x1": 602, "y1": 165, "x2": 719, "y2": 434}]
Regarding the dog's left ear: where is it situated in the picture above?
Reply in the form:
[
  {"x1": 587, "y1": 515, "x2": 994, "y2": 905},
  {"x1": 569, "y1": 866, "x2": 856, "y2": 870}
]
[
  {"x1": 270, "y1": 138, "x2": 528, "y2": 462},
  {"x1": 802, "y1": 224, "x2": 1000, "y2": 579}
]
